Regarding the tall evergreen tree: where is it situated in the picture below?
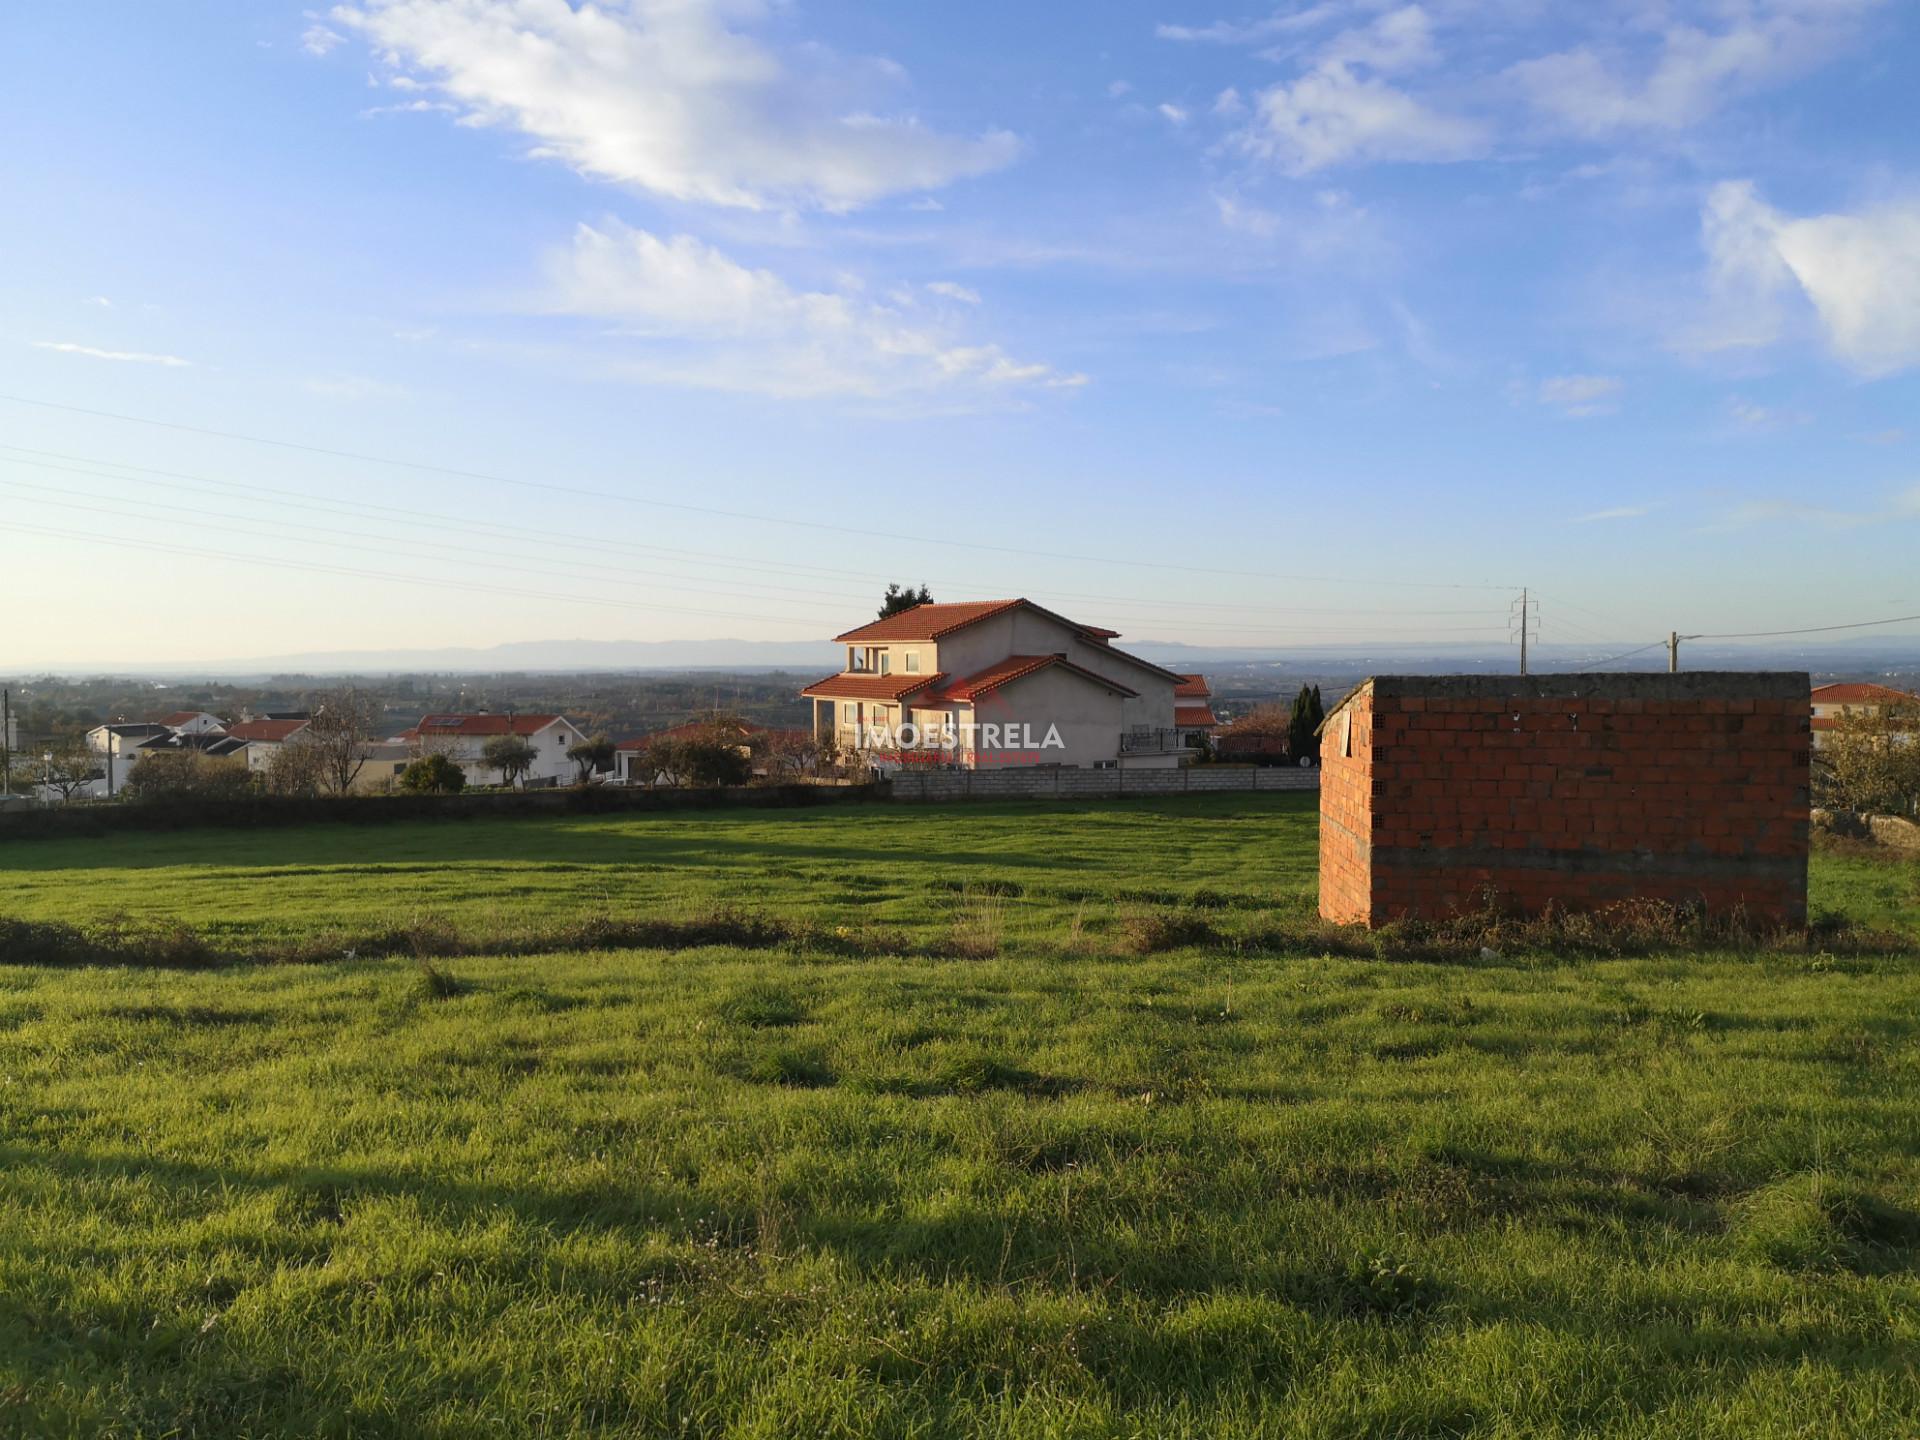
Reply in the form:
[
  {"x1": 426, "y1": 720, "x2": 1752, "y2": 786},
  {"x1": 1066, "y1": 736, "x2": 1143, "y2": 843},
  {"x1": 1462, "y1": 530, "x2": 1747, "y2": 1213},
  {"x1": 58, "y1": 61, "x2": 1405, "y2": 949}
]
[{"x1": 878, "y1": 583, "x2": 934, "y2": 619}]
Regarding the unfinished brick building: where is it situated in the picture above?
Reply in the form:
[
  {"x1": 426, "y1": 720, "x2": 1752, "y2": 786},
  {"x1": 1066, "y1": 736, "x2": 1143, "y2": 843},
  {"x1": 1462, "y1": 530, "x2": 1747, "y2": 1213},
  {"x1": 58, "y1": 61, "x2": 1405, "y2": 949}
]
[{"x1": 1319, "y1": 673, "x2": 1810, "y2": 927}]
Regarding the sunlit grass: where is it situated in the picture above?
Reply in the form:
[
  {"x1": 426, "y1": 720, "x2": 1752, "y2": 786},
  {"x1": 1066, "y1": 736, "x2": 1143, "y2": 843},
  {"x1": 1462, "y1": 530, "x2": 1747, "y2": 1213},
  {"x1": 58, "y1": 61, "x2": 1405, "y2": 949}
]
[{"x1": 0, "y1": 797, "x2": 1915, "y2": 1436}]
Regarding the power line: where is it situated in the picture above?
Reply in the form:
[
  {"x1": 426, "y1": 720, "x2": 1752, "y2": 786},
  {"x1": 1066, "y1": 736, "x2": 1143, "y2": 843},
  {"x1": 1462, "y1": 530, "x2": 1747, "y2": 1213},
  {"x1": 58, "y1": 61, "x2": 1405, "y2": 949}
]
[
  {"x1": 1686, "y1": 613, "x2": 1920, "y2": 641},
  {"x1": 0, "y1": 392, "x2": 1518, "y2": 591},
  {"x1": 0, "y1": 519, "x2": 830, "y2": 630},
  {"x1": 1570, "y1": 639, "x2": 1671, "y2": 672},
  {"x1": 0, "y1": 447, "x2": 1513, "y2": 631}
]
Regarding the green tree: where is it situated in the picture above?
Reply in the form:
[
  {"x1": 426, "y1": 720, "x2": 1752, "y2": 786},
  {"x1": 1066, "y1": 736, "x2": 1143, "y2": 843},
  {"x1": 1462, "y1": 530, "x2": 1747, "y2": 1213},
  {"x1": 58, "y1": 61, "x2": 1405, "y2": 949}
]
[
  {"x1": 1286, "y1": 684, "x2": 1322, "y2": 763},
  {"x1": 398, "y1": 753, "x2": 467, "y2": 794},
  {"x1": 681, "y1": 739, "x2": 753, "y2": 787},
  {"x1": 566, "y1": 734, "x2": 616, "y2": 785},
  {"x1": 482, "y1": 734, "x2": 538, "y2": 787},
  {"x1": 878, "y1": 583, "x2": 933, "y2": 619}
]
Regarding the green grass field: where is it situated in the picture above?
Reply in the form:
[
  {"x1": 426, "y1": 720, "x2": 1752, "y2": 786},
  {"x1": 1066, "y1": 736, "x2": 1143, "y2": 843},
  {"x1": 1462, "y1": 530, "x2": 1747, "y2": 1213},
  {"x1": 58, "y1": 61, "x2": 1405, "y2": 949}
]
[{"x1": 1, "y1": 796, "x2": 1917, "y2": 1438}]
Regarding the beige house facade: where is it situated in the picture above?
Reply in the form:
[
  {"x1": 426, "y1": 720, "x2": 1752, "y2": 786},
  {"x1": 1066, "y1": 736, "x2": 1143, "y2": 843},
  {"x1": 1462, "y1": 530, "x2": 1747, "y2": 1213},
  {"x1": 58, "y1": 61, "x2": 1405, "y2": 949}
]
[{"x1": 803, "y1": 600, "x2": 1190, "y2": 771}]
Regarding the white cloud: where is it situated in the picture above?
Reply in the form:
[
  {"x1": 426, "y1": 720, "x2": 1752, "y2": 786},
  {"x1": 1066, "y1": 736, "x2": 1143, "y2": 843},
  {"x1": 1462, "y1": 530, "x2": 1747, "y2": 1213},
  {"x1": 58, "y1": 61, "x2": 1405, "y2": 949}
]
[
  {"x1": 1236, "y1": 62, "x2": 1486, "y2": 173},
  {"x1": 1573, "y1": 503, "x2": 1657, "y2": 523},
  {"x1": 1537, "y1": 373, "x2": 1622, "y2": 417},
  {"x1": 1107, "y1": 79, "x2": 1133, "y2": 98},
  {"x1": 542, "y1": 222, "x2": 1085, "y2": 400},
  {"x1": 33, "y1": 341, "x2": 193, "y2": 368},
  {"x1": 925, "y1": 281, "x2": 981, "y2": 304},
  {"x1": 330, "y1": 0, "x2": 1019, "y2": 211},
  {"x1": 84, "y1": 295, "x2": 112, "y2": 308},
  {"x1": 1699, "y1": 180, "x2": 1920, "y2": 377},
  {"x1": 1510, "y1": 1, "x2": 1882, "y2": 136},
  {"x1": 1158, "y1": 102, "x2": 1191, "y2": 125},
  {"x1": 302, "y1": 23, "x2": 345, "y2": 56}
]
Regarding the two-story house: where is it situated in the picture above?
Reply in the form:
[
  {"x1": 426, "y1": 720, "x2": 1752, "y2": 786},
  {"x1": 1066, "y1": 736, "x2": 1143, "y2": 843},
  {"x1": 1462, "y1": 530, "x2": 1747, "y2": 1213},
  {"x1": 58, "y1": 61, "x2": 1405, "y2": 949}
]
[
  {"x1": 1810, "y1": 681, "x2": 1918, "y2": 749},
  {"x1": 802, "y1": 599, "x2": 1190, "y2": 770}
]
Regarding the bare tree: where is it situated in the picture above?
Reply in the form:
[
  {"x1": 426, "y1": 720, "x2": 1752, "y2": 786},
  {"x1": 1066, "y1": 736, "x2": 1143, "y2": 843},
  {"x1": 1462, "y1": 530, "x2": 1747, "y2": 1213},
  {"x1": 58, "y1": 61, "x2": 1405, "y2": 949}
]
[
  {"x1": 1817, "y1": 700, "x2": 1920, "y2": 817},
  {"x1": 38, "y1": 738, "x2": 101, "y2": 802},
  {"x1": 305, "y1": 688, "x2": 384, "y2": 795},
  {"x1": 262, "y1": 739, "x2": 329, "y2": 797}
]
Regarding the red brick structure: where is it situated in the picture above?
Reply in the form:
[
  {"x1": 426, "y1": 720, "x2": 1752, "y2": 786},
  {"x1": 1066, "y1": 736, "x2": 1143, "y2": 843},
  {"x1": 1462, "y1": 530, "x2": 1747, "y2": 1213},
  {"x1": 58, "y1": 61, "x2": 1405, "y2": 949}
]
[{"x1": 1319, "y1": 674, "x2": 1810, "y2": 927}]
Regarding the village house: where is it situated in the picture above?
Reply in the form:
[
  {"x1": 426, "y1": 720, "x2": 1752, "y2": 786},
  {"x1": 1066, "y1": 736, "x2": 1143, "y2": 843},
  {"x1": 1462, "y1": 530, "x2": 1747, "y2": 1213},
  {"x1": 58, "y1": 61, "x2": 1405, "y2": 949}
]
[
  {"x1": 1809, "y1": 681, "x2": 1917, "y2": 748},
  {"x1": 801, "y1": 599, "x2": 1190, "y2": 771},
  {"x1": 1174, "y1": 675, "x2": 1220, "y2": 748},
  {"x1": 395, "y1": 713, "x2": 589, "y2": 787},
  {"x1": 227, "y1": 717, "x2": 314, "y2": 775},
  {"x1": 152, "y1": 710, "x2": 227, "y2": 737}
]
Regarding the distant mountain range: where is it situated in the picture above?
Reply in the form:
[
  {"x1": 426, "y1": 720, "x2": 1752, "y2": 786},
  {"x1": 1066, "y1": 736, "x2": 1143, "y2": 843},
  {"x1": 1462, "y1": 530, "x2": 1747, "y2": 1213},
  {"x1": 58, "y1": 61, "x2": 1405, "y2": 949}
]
[{"x1": 10, "y1": 634, "x2": 1920, "y2": 681}]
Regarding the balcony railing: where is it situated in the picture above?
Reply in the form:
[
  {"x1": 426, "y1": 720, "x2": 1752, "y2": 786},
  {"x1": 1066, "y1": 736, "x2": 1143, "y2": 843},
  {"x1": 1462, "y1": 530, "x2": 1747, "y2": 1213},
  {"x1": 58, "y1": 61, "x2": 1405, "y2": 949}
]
[{"x1": 1119, "y1": 727, "x2": 1192, "y2": 755}]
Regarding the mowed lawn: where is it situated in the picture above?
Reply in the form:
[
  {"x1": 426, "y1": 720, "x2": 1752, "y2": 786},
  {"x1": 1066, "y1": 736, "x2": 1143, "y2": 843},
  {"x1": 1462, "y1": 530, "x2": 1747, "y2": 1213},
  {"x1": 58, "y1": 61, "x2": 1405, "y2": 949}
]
[{"x1": 0, "y1": 796, "x2": 1917, "y2": 1438}]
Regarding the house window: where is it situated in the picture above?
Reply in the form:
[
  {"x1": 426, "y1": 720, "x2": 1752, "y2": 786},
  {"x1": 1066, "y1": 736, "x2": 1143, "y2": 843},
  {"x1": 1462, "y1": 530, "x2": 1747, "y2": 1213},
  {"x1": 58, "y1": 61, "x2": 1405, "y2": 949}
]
[
  {"x1": 880, "y1": 651, "x2": 891, "y2": 674},
  {"x1": 905, "y1": 653, "x2": 920, "y2": 673},
  {"x1": 843, "y1": 701, "x2": 858, "y2": 725}
]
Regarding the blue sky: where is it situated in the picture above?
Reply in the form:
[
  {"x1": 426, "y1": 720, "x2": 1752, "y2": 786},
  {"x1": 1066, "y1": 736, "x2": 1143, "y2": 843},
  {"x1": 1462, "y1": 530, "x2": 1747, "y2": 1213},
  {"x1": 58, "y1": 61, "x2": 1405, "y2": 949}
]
[{"x1": 2, "y1": 0, "x2": 1917, "y2": 667}]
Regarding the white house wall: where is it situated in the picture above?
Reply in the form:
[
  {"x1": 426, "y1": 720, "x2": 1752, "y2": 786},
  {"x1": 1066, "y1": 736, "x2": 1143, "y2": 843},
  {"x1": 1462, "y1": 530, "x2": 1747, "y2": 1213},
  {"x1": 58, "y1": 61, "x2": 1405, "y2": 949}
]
[{"x1": 964, "y1": 667, "x2": 1127, "y2": 768}]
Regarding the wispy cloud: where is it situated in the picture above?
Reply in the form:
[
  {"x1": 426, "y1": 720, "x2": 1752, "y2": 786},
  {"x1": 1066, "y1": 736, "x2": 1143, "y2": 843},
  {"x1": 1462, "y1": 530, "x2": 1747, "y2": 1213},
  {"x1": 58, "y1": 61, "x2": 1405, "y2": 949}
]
[
  {"x1": 1226, "y1": 7, "x2": 1487, "y2": 174},
  {"x1": 1157, "y1": 3, "x2": 1347, "y2": 47},
  {"x1": 33, "y1": 341, "x2": 192, "y2": 368},
  {"x1": 1574, "y1": 502, "x2": 1658, "y2": 523},
  {"x1": 1537, "y1": 373, "x2": 1622, "y2": 418},
  {"x1": 1704, "y1": 485, "x2": 1920, "y2": 531},
  {"x1": 1726, "y1": 396, "x2": 1810, "y2": 431},
  {"x1": 331, "y1": 0, "x2": 1019, "y2": 211},
  {"x1": 1158, "y1": 102, "x2": 1191, "y2": 125},
  {"x1": 925, "y1": 281, "x2": 981, "y2": 304},
  {"x1": 541, "y1": 221, "x2": 1085, "y2": 401},
  {"x1": 1509, "y1": 1, "x2": 1883, "y2": 137},
  {"x1": 302, "y1": 23, "x2": 345, "y2": 57}
]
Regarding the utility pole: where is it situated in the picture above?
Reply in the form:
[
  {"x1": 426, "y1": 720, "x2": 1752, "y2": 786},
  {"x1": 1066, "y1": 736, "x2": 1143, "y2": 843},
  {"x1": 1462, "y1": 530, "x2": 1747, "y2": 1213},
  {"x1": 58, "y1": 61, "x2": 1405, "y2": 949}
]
[
  {"x1": 2, "y1": 688, "x2": 10, "y2": 795},
  {"x1": 1668, "y1": 631, "x2": 1679, "y2": 673},
  {"x1": 1510, "y1": 589, "x2": 1539, "y2": 675}
]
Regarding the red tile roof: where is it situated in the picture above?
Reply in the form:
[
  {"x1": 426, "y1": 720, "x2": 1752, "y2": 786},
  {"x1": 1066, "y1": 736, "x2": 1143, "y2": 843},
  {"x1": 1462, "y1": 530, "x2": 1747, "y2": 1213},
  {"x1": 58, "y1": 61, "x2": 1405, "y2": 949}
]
[
  {"x1": 800, "y1": 673, "x2": 945, "y2": 702},
  {"x1": 926, "y1": 654, "x2": 1139, "y2": 703},
  {"x1": 615, "y1": 718, "x2": 788, "y2": 749},
  {"x1": 1174, "y1": 674, "x2": 1210, "y2": 699},
  {"x1": 408, "y1": 714, "x2": 569, "y2": 737},
  {"x1": 1175, "y1": 704, "x2": 1219, "y2": 728},
  {"x1": 226, "y1": 719, "x2": 310, "y2": 743},
  {"x1": 1810, "y1": 682, "x2": 1916, "y2": 706},
  {"x1": 833, "y1": 600, "x2": 1027, "y2": 642}
]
